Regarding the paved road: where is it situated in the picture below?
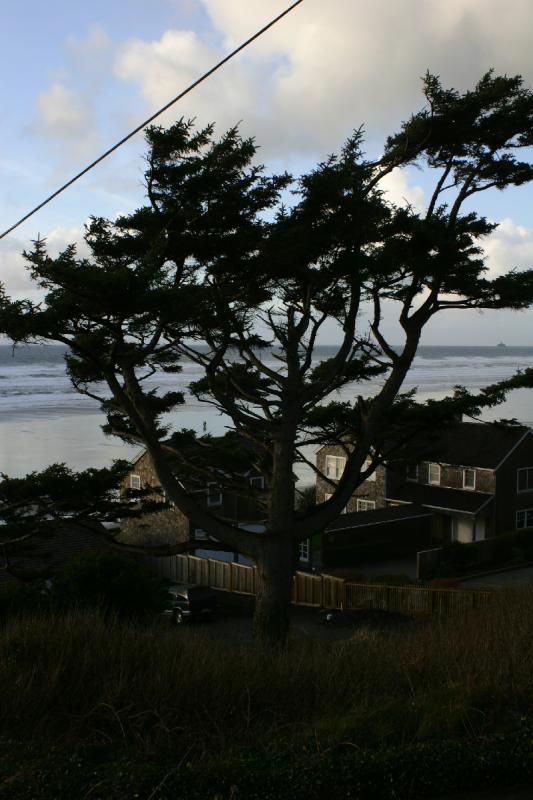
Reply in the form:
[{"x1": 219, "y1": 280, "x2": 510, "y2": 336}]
[{"x1": 460, "y1": 564, "x2": 533, "y2": 588}]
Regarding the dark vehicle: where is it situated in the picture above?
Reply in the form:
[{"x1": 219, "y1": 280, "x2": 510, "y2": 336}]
[{"x1": 165, "y1": 584, "x2": 217, "y2": 624}]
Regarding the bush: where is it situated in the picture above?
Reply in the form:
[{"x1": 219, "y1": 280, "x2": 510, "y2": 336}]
[
  {"x1": 0, "y1": 581, "x2": 48, "y2": 620},
  {"x1": 48, "y1": 552, "x2": 169, "y2": 618}
]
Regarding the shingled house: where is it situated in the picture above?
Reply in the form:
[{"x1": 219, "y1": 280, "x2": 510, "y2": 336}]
[
  {"x1": 386, "y1": 422, "x2": 533, "y2": 543},
  {"x1": 314, "y1": 422, "x2": 533, "y2": 566},
  {"x1": 121, "y1": 435, "x2": 267, "y2": 559}
]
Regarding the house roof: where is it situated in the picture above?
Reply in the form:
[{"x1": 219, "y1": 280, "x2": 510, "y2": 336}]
[
  {"x1": 387, "y1": 483, "x2": 493, "y2": 515},
  {"x1": 326, "y1": 504, "x2": 433, "y2": 532},
  {"x1": 401, "y1": 422, "x2": 531, "y2": 469},
  {"x1": 316, "y1": 422, "x2": 531, "y2": 469}
]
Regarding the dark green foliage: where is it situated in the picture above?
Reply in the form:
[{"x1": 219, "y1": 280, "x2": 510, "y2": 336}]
[
  {"x1": 0, "y1": 582, "x2": 48, "y2": 620},
  {"x1": 0, "y1": 462, "x2": 165, "y2": 580},
  {"x1": 48, "y1": 552, "x2": 169, "y2": 617}
]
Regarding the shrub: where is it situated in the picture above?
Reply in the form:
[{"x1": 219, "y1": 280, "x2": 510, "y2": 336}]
[
  {"x1": 0, "y1": 581, "x2": 48, "y2": 620},
  {"x1": 48, "y1": 551, "x2": 169, "y2": 618}
]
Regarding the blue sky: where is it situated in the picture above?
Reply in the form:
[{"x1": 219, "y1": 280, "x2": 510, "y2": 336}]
[{"x1": 2, "y1": 0, "x2": 533, "y2": 344}]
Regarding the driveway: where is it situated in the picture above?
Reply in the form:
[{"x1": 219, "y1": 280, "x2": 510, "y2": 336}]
[{"x1": 459, "y1": 564, "x2": 533, "y2": 588}]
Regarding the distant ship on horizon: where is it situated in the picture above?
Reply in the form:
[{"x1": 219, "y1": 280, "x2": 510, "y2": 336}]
[{"x1": 496, "y1": 342, "x2": 507, "y2": 347}]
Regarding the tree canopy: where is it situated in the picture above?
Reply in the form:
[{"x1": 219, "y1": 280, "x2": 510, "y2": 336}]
[{"x1": 2, "y1": 71, "x2": 533, "y2": 642}]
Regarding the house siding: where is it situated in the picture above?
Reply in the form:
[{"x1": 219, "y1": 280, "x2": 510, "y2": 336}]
[
  {"x1": 494, "y1": 434, "x2": 533, "y2": 534},
  {"x1": 121, "y1": 450, "x2": 266, "y2": 545},
  {"x1": 408, "y1": 462, "x2": 495, "y2": 493},
  {"x1": 316, "y1": 444, "x2": 387, "y2": 509}
]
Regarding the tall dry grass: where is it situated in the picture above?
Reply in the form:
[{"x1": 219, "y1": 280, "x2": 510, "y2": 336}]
[{"x1": 2, "y1": 589, "x2": 533, "y2": 755}]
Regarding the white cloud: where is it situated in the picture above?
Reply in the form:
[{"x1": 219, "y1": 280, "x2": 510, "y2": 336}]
[
  {"x1": 66, "y1": 24, "x2": 112, "y2": 68},
  {"x1": 483, "y1": 218, "x2": 533, "y2": 278},
  {"x1": 113, "y1": 0, "x2": 533, "y2": 159},
  {"x1": 35, "y1": 83, "x2": 91, "y2": 141},
  {"x1": 379, "y1": 169, "x2": 425, "y2": 213},
  {"x1": 0, "y1": 225, "x2": 86, "y2": 295},
  {"x1": 114, "y1": 29, "x2": 259, "y2": 135}
]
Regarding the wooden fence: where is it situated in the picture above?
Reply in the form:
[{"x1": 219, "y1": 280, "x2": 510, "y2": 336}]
[{"x1": 143, "y1": 553, "x2": 493, "y2": 617}]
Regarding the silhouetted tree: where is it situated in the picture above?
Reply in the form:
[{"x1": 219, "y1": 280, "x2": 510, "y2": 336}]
[{"x1": 2, "y1": 72, "x2": 533, "y2": 643}]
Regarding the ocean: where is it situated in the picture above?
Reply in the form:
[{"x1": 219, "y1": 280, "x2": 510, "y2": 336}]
[{"x1": 1, "y1": 344, "x2": 533, "y2": 478}]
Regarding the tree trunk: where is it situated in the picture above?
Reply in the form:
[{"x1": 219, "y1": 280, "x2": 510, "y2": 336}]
[{"x1": 253, "y1": 535, "x2": 294, "y2": 646}]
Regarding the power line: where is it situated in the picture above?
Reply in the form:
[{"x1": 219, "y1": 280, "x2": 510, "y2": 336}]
[{"x1": 0, "y1": 0, "x2": 305, "y2": 241}]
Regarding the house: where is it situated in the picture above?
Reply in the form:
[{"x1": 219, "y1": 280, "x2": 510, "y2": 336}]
[
  {"x1": 121, "y1": 434, "x2": 267, "y2": 560},
  {"x1": 386, "y1": 421, "x2": 533, "y2": 543},
  {"x1": 313, "y1": 422, "x2": 533, "y2": 566}
]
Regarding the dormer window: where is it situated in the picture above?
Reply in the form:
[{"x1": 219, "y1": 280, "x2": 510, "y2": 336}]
[
  {"x1": 325, "y1": 455, "x2": 346, "y2": 480},
  {"x1": 463, "y1": 468, "x2": 476, "y2": 490},
  {"x1": 428, "y1": 463, "x2": 441, "y2": 485}
]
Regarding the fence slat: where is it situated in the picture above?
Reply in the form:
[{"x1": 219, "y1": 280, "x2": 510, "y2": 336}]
[{"x1": 141, "y1": 554, "x2": 492, "y2": 616}]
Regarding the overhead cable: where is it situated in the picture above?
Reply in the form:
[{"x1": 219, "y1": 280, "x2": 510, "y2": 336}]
[{"x1": 0, "y1": 0, "x2": 304, "y2": 240}]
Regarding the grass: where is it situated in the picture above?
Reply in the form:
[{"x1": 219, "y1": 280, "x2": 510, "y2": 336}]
[{"x1": 2, "y1": 590, "x2": 533, "y2": 796}]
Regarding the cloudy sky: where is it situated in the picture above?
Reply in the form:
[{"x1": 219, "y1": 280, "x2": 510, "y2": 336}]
[{"x1": 2, "y1": 0, "x2": 533, "y2": 344}]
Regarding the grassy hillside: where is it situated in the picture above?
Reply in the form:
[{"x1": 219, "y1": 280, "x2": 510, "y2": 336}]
[{"x1": 1, "y1": 590, "x2": 533, "y2": 797}]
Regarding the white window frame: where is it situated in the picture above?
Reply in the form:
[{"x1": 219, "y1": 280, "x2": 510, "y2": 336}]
[
  {"x1": 362, "y1": 457, "x2": 376, "y2": 482},
  {"x1": 299, "y1": 538, "x2": 310, "y2": 562},
  {"x1": 463, "y1": 468, "x2": 476, "y2": 491},
  {"x1": 516, "y1": 508, "x2": 533, "y2": 529},
  {"x1": 406, "y1": 464, "x2": 418, "y2": 482},
  {"x1": 129, "y1": 474, "x2": 141, "y2": 490},
  {"x1": 356, "y1": 499, "x2": 376, "y2": 512},
  {"x1": 428, "y1": 463, "x2": 441, "y2": 486},
  {"x1": 325, "y1": 455, "x2": 346, "y2": 480},
  {"x1": 517, "y1": 467, "x2": 533, "y2": 494},
  {"x1": 323, "y1": 491, "x2": 347, "y2": 513},
  {"x1": 249, "y1": 476, "x2": 265, "y2": 489},
  {"x1": 207, "y1": 482, "x2": 222, "y2": 507}
]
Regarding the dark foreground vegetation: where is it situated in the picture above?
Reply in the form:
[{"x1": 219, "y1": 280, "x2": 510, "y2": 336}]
[{"x1": 1, "y1": 590, "x2": 533, "y2": 798}]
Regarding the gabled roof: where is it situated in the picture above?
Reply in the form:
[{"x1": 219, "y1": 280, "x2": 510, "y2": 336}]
[
  {"x1": 326, "y1": 504, "x2": 432, "y2": 532},
  {"x1": 388, "y1": 483, "x2": 493, "y2": 515},
  {"x1": 405, "y1": 422, "x2": 531, "y2": 469},
  {"x1": 317, "y1": 422, "x2": 531, "y2": 470}
]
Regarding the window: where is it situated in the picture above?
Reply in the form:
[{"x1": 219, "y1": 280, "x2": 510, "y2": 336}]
[
  {"x1": 130, "y1": 474, "x2": 141, "y2": 490},
  {"x1": 299, "y1": 538, "x2": 310, "y2": 562},
  {"x1": 516, "y1": 509, "x2": 533, "y2": 529},
  {"x1": 428, "y1": 463, "x2": 441, "y2": 485},
  {"x1": 463, "y1": 468, "x2": 476, "y2": 490},
  {"x1": 325, "y1": 455, "x2": 346, "y2": 480},
  {"x1": 356, "y1": 499, "x2": 376, "y2": 512},
  {"x1": 249, "y1": 476, "x2": 265, "y2": 489},
  {"x1": 517, "y1": 467, "x2": 533, "y2": 493},
  {"x1": 323, "y1": 492, "x2": 346, "y2": 513},
  {"x1": 194, "y1": 528, "x2": 208, "y2": 540},
  {"x1": 207, "y1": 482, "x2": 222, "y2": 507},
  {"x1": 406, "y1": 464, "x2": 418, "y2": 481},
  {"x1": 362, "y1": 458, "x2": 376, "y2": 482}
]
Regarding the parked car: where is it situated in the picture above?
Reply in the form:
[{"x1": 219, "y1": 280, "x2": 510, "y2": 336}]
[{"x1": 164, "y1": 584, "x2": 217, "y2": 624}]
